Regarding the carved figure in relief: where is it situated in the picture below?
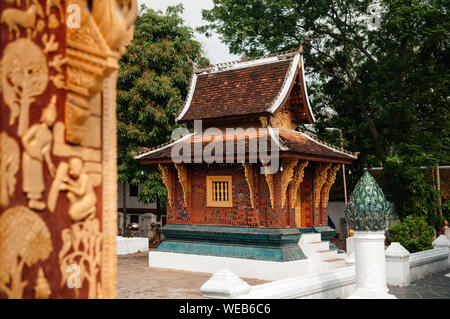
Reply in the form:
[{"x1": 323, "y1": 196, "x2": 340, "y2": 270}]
[
  {"x1": 60, "y1": 158, "x2": 97, "y2": 222},
  {"x1": 0, "y1": 133, "x2": 20, "y2": 207},
  {"x1": 46, "y1": 0, "x2": 64, "y2": 21},
  {"x1": 0, "y1": 206, "x2": 53, "y2": 299},
  {"x1": 0, "y1": 38, "x2": 49, "y2": 136},
  {"x1": 21, "y1": 96, "x2": 57, "y2": 211},
  {"x1": 1, "y1": 0, "x2": 45, "y2": 39}
]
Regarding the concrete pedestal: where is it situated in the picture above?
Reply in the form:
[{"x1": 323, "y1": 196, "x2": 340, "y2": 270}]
[{"x1": 348, "y1": 231, "x2": 396, "y2": 299}]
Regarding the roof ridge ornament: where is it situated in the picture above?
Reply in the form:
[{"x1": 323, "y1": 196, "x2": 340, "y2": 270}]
[
  {"x1": 299, "y1": 28, "x2": 311, "y2": 54},
  {"x1": 187, "y1": 55, "x2": 199, "y2": 73}
]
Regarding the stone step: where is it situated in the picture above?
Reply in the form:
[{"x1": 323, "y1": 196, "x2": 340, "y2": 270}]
[
  {"x1": 301, "y1": 241, "x2": 330, "y2": 252},
  {"x1": 315, "y1": 249, "x2": 338, "y2": 261},
  {"x1": 299, "y1": 233, "x2": 321, "y2": 243},
  {"x1": 323, "y1": 258, "x2": 347, "y2": 269}
]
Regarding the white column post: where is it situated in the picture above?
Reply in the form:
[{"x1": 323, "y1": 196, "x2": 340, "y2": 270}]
[
  {"x1": 385, "y1": 242, "x2": 410, "y2": 287},
  {"x1": 348, "y1": 231, "x2": 396, "y2": 299}
]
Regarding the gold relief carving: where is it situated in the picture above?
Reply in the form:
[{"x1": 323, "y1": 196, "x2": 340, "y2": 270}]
[
  {"x1": 21, "y1": 96, "x2": 57, "y2": 211},
  {"x1": 58, "y1": 158, "x2": 101, "y2": 299},
  {"x1": 42, "y1": 33, "x2": 59, "y2": 53},
  {"x1": 259, "y1": 116, "x2": 268, "y2": 128},
  {"x1": 0, "y1": 38, "x2": 49, "y2": 136},
  {"x1": 59, "y1": 218, "x2": 103, "y2": 299},
  {"x1": 242, "y1": 163, "x2": 255, "y2": 208},
  {"x1": 0, "y1": 0, "x2": 45, "y2": 39},
  {"x1": 262, "y1": 163, "x2": 275, "y2": 208},
  {"x1": 289, "y1": 160, "x2": 308, "y2": 208},
  {"x1": 321, "y1": 164, "x2": 340, "y2": 210},
  {"x1": 314, "y1": 163, "x2": 332, "y2": 209},
  {"x1": 92, "y1": 0, "x2": 138, "y2": 54},
  {"x1": 48, "y1": 14, "x2": 59, "y2": 29},
  {"x1": 280, "y1": 159, "x2": 298, "y2": 208},
  {"x1": 270, "y1": 109, "x2": 297, "y2": 130},
  {"x1": 53, "y1": 122, "x2": 101, "y2": 162},
  {"x1": 46, "y1": 0, "x2": 64, "y2": 21},
  {"x1": 34, "y1": 268, "x2": 51, "y2": 299},
  {"x1": 100, "y1": 70, "x2": 120, "y2": 299},
  {"x1": 174, "y1": 163, "x2": 189, "y2": 208},
  {"x1": 0, "y1": 206, "x2": 53, "y2": 299},
  {"x1": 158, "y1": 164, "x2": 174, "y2": 208},
  {"x1": 60, "y1": 158, "x2": 97, "y2": 222},
  {"x1": 0, "y1": 133, "x2": 20, "y2": 207}
]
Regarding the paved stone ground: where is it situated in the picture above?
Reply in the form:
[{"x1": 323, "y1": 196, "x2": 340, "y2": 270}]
[
  {"x1": 117, "y1": 251, "x2": 269, "y2": 299},
  {"x1": 388, "y1": 270, "x2": 450, "y2": 299},
  {"x1": 118, "y1": 251, "x2": 450, "y2": 299}
]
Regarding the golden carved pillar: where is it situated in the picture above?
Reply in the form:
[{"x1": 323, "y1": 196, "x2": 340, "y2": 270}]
[
  {"x1": 174, "y1": 163, "x2": 190, "y2": 208},
  {"x1": 0, "y1": 0, "x2": 137, "y2": 299},
  {"x1": 159, "y1": 164, "x2": 174, "y2": 208},
  {"x1": 280, "y1": 159, "x2": 298, "y2": 208},
  {"x1": 313, "y1": 163, "x2": 331, "y2": 225},
  {"x1": 321, "y1": 164, "x2": 340, "y2": 211},
  {"x1": 242, "y1": 163, "x2": 255, "y2": 209}
]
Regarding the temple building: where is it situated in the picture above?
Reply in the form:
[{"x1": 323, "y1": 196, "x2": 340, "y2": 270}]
[{"x1": 135, "y1": 48, "x2": 357, "y2": 274}]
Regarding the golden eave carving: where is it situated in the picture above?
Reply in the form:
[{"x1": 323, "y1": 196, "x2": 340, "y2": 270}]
[
  {"x1": 289, "y1": 160, "x2": 309, "y2": 208},
  {"x1": 262, "y1": 163, "x2": 275, "y2": 208},
  {"x1": 321, "y1": 164, "x2": 340, "y2": 210},
  {"x1": 158, "y1": 164, "x2": 173, "y2": 208},
  {"x1": 242, "y1": 163, "x2": 255, "y2": 209},
  {"x1": 174, "y1": 163, "x2": 189, "y2": 208},
  {"x1": 314, "y1": 163, "x2": 332, "y2": 209},
  {"x1": 280, "y1": 159, "x2": 298, "y2": 208}
]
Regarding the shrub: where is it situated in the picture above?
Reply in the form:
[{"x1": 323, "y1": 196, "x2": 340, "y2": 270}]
[{"x1": 386, "y1": 215, "x2": 434, "y2": 253}]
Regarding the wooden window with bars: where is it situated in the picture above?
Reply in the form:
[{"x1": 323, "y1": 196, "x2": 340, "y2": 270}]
[{"x1": 206, "y1": 176, "x2": 233, "y2": 207}]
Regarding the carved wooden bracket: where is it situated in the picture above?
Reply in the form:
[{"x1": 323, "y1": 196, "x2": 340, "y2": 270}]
[
  {"x1": 174, "y1": 163, "x2": 189, "y2": 208},
  {"x1": 262, "y1": 163, "x2": 275, "y2": 208},
  {"x1": 289, "y1": 160, "x2": 309, "y2": 208},
  {"x1": 321, "y1": 164, "x2": 340, "y2": 210},
  {"x1": 314, "y1": 163, "x2": 332, "y2": 209},
  {"x1": 242, "y1": 163, "x2": 255, "y2": 208},
  {"x1": 158, "y1": 164, "x2": 174, "y2": 208},
  {"x1": 280, "y1": 159, "x2": 298, "y2": 208}
]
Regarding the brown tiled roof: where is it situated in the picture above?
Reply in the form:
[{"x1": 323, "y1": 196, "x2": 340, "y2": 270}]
[
  {"x1": 176, "y1": 51, "x2": 310, "y2": 123},
  {"x1": 136, "y1": 128, "x2": 357, "y2": 164}
]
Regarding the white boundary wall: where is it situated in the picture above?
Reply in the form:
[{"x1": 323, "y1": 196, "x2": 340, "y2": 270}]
[
  {"x1": 116, "y1": 236, "x2": 149, "y2": 255},
  {"x1": 386, "y1": 235, "x2": 450, "y2": 287},
  {"x1": 201, "y1": 266, "x2": 356, "y2": 299},
  {"x1": 149, "y1": 251, "x2": 312, "y2": 281}
]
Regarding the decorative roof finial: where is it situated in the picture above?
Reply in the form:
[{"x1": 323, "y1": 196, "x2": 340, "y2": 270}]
[
  {"x1": 299, "y1": 28, "x2": 311, "y2": 54},
  {"x1": 240, "y1": 52, "x2": 248, "y2": 62},
  {"x1": 186, "y1": 55, "x2": 199, "y2": 73}
]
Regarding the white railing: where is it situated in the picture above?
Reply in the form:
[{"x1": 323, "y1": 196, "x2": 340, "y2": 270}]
[{"x1": 201, "y1": 266, "x2": 355, "y2": 299}]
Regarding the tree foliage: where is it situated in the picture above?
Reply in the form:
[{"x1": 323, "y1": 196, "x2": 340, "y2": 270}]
[
  {"x1": 117, "y1": 4, "x2": 209, "y2": 208},
  {"x1": 387, "y1": 215, "x2": 435, "y2": 253},
  {"x1": 200, "y1": 0, "x2": 449, "y2": 226}
]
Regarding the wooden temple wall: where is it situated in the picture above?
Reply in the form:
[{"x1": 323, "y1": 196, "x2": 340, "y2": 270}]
[{"x1": 162, "y1": 163, "x2": 334, "y2": 229}]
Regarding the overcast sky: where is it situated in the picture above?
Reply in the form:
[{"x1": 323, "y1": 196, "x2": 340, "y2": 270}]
[{"x1": 138, "y1": 0, "x2": 239, "y2": 64}]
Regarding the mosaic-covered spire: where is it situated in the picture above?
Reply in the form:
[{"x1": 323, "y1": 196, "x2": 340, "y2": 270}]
[{"x1": 345, "y1": 172, "x2": 392, "y2": 231}]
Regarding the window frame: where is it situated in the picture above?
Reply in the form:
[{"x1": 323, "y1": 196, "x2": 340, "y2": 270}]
[{"x1": 206, "y1": 176, "x2": 233, "y2": 208}]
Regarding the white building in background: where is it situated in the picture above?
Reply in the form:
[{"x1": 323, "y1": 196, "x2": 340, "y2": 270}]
[{"x1": 117, "y1": 182, "x2": 164, "y2": 235}]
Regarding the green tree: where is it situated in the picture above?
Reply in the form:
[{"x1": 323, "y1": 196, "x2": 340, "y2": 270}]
[
  {"x1": 200, "y1": 0, "x2": 449, "y2": 227},
  {"x1": 117, "y1": 4, "x2": 209, "y2": 219}
]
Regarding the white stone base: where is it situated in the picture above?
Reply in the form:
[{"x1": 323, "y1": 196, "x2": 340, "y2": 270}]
[
  {"x1": 116, "y1": 236, "x2": 149, "y2": 255},
  {"x1": 347, "y1": 288, "x2": 396, "y2": 299},
  {"x1": 149, "y1": 251, "x2": 312, "y2": 281}
]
